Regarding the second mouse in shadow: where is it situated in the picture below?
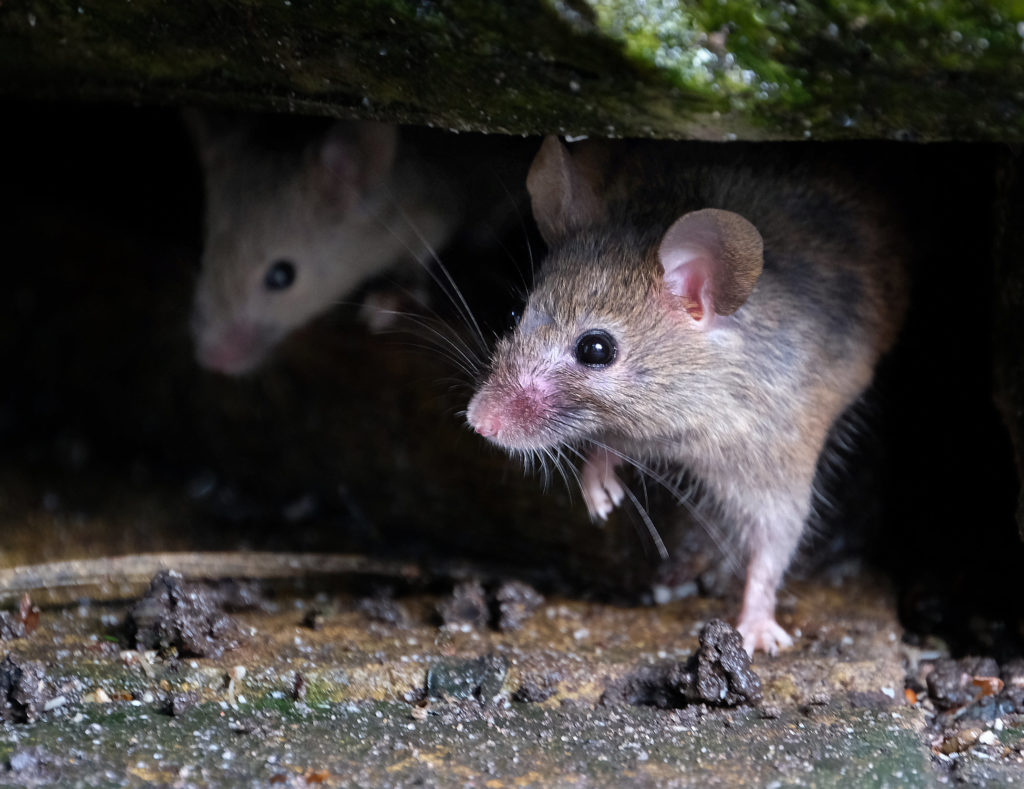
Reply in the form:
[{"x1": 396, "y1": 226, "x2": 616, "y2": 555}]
[{"x1": 186, "y1": 110, "x2": 460, "y2": 376}]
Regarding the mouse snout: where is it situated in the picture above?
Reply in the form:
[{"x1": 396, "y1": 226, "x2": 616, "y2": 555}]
[
  {"x1": 467, "y1": 377, "x2": 559, "y2": 450},
  {"x1": 466, "y1": 391, "x2": 502, "y2": 439},
  {"x1": 195, "y1": 321, "x2": 277, "y2": 376},
  {"x1": 472, "y1": 412, "x2": 503, "y2": 439}
]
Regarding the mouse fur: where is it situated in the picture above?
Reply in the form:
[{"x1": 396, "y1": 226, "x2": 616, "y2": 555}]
[{"x1": 467, "y1": 136, "x2": 908, "y2": 655}]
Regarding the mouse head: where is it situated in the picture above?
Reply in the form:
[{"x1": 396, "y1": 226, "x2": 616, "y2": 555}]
[
  {"x1": 189, "y1": 117, "x2": 397, "y2": 375},
  {"x1": 467, "y1": 136, "x2": 764, "y2": 451}
]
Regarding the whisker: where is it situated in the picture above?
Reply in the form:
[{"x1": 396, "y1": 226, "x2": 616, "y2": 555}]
[
  {"x1": 370, "y1": 192, "x2": 489, "y2": 358},
  {"x1": 541, "y1": 447, "x2": 561, "y2": 491},
  {"x1": 370, "y1": 306, "x2": 485, "y2": 376},
  {"x1": 619, "y1": 482, "x2": 670, "y2": 561},
  {"x1": 576, "y1": 442, "x2": 690, "y2": 512},
  {"x1": 550, "y1": 444, "x2": 580, "y2": 502},
  {"x1": 572, "y1": 441, "x2": 743, "y2": 575},
  {"x1": 489, "y1": 170, "x2": 538, "y2": 292},
  {"x1": 392, "y1": 344, "x2": 478, "y2": 380},
  {"x1": 560, "y1": 444, "x2": 668, "y2": 560},
  {"x1": 392, "y1": 323, "x2": 482, "y2": 378}
]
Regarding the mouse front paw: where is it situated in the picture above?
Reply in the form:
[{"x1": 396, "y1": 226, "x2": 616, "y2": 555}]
[
  {"x1": 358, "y1": 290, "x2": 404, "y2": 332},
  {"x1": 737, "y1": 614, "x2": 794, "y2": 657},
  {"x1": 581, "y1": 448, "x2": 625, "y2": 521}
]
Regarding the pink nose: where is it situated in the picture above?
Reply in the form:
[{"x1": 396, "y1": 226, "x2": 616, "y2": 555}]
[
  {"x1": 196, "y1": 323, "x2": 266, "y2": 376},
  {"x1": 473, "y1": 414, "x2": 502, "y2": 438}
]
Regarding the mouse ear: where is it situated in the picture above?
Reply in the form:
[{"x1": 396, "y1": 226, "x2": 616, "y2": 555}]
[
  {"x1": 658, "y1": 209, "x2": 764, "y2": 328},
  {"x1": 526, "y1": 136, "x2": 605, "y2": 245},
  {"x1": 317, "y1": 121, "x2": 398, "y2": 207},
  {"x1": 182, "y1": 108, "x2": 254, "y2": 172}
]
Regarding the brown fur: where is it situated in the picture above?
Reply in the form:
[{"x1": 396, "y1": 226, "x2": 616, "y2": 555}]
[{"x1": 468, "y1": 137, "x2": 909, "y2": 653}]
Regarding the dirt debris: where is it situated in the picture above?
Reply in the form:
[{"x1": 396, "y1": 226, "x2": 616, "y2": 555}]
[
  {"x1": 425, "y1": 654, "x2": 508, "y2": 702},
  {"x1": 495, "y1": 580, "x2": 544, "y2": 632},
  {"x1": 1002, "y1": 658, "x2": 1024, "y2": 712},
  {"x1": 124, "y1": 570, "x2": 242, "y2": 658},
  {"x1": 692, "y1": 620, "x2": 762, "y2": 705},
  {"x1": 291, "y1": 672, "x2": 308, "y2": 703},
  {"x1": 159, "y1": 689, "x2": 200, "y2": 718},
  {"x1": 512, "y1": 674, "x2": 561, "y2": 703},
  {"x1": 0, "y1": 613, "x2": 26, "y2": 642},
  {"x1": 357, "y1": 594, "x2": 408, "y2": 626},
  {"x1": 926, "y1": 656, "x2": 1001, "y2": 711},
  {"x1": 300, "y1": 608, "x2": 325, "y2": 631},
  {"x1": 437, "y1": 580, "x2": 489, "y2": 629},
  {"x1": 0, "y1": 595, "x2": 40, "y2": 641},
  {"x1": 436, "y1": 579, "x2": 544, "y2": 631},
  {"x1": 3, "y1": 745, "x2": 58, "y2": 783},
  {"x1": 0, "y1": 654, "x2": 49, "y2": 724},
  {"x1": 904, "y1": 650, "x2": 1024, "y2": 784},
  {"x1": 602, "y1": 619, "x2": 762, "y2": 709}
]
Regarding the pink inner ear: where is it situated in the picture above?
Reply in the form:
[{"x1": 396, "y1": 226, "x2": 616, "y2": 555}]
[
  {"x1": 320, "y1": 139, "x2": 355, "y2": 185},
  {"x1": 663, "y1": 256, "x2": 710, "y2": 323},
  {"x1": 317, "y1": 138, "x2": 362, "y2": 209}
]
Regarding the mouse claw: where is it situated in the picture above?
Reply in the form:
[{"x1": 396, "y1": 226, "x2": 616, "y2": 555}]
[
  {"x1": 583, "y1": 482, "x2": 620, "y2": 521},
  {"x1": 737, "y1": 616, "x2": 794, "y2": 657},
  {"x1": 581, "y1": 449, "x2": 625, "y2": 521}
]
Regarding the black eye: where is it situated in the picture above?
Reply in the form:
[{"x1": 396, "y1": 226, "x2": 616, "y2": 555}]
[
  {"x1": 574, "y1": 330, "x2": 617, "y2": 367},
  {"x1": 506, "y1": 308, "x2": 522, "y2": 331},
  {"x1": 264, "y1": 259, "x2": 296, "y2": 291}
]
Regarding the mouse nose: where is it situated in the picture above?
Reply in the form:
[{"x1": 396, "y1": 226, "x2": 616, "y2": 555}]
[{"x1": 473, "y1": 414, "x2": 502, "y2": 439}]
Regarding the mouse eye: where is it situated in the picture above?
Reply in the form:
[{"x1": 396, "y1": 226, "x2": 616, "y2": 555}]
[
  {"x1": 506, "y1": 308, "x2": 522, "y2": 331},
  {"x1": 574, "y1": 330, "x2": 617, "y2": 368},
  {"x1": 264, "y1": 259, "x2": 296, "y2": 291}
]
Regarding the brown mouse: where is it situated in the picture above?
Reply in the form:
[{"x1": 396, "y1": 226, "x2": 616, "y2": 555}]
[{"x1": 467, "y1": 136, "x2": 908, "y2": 654}]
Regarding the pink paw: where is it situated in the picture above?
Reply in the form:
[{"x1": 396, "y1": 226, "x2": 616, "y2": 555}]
[
  {"x1": 358, "y1": 291, "x2": 403, "y2": 332},
  {"x1": 581, "y1": 458, "x2": 624, "y2": 521},
  {"x1": 737, "y1": 615, "x2": 794, "y2": 657}
]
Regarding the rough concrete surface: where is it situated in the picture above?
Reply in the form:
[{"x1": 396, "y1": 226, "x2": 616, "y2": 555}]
[
  {"x1": 0, "y1": 569, "x2": 957, "y2": 787},
  {"x1": 4, "y1": 1, "x2": 1024, "y2": 141}
]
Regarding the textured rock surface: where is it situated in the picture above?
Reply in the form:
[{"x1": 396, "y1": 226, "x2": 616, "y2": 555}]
[
  {"x1": 0, "y1": 570, "x2": 949, "y2": 786},
  {"x1": 4, "y1": 1, "x2": 1024, "y2": 140}
]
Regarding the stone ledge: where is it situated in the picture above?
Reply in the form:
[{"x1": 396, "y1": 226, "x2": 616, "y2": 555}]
[{"x1": 3, "y1": 1, "x2": 1024, "y2": 141}]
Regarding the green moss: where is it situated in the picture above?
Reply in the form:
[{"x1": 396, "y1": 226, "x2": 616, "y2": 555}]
[
  {"x1": 2, "y1": 4, "x2": 1024, "y2": 147},
  {"x1": 581, "y1": 0, "x2": 1024, "y2": 138}
]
